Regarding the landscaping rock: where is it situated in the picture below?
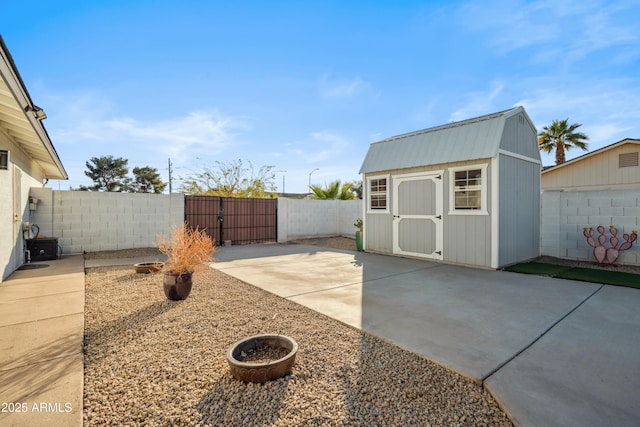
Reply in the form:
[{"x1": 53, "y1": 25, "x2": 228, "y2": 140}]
[{"x1": 84, "y1": 265, "x2": 512, "y2": 426}]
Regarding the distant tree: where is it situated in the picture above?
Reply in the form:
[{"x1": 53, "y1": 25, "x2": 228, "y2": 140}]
[
  {"x1": 538, "y1": 119, "x2": 589, "y2": 165},
  {"x1": 82, "y1": 155, "x2": 129, "y2": 191},
  {"x1": 79, "y1": 156, "x2": 167, "y2": 193},
  {"x1": 310, "y1": 180, "x2": 356, "y2": 200},
  {"x1": 130, "y1": 166, "x2": 167, "y2": 194},
  {"x1": 180, "y1": 159, "x2": 276, "y2": 198},
  {"x1": 348, "y1": 180, "x2": 362, "y2": 199}
]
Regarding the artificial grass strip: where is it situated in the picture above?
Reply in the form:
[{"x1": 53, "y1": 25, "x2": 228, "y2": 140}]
[
  {"x1": 505, "y1": 262, "x2": 574, "y2": 277},
  {"x1": 506, "y1": 262, "x2": 640, "y2": 289},
  {"x1": 556, "y1": 268, "x2": 640, "y2": 289}
]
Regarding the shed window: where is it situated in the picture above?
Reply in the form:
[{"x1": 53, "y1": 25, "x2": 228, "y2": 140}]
[
  {"x1": 0, "y1": 150, "x2": 8, "y2": 170},
  {"x1": 368, "y1": 177, "x2": 388, "y2": 211},
  {"x1": 454, "y1": 169, "x2": 482, "y2": 209},
  {"x1": 448, "y1": 164, "x2": 488, "y2": 215}
]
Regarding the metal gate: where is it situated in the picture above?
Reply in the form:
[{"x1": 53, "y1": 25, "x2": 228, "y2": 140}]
[{"x1": 185, "y1": 196, "x2": 277, "y2": 245}]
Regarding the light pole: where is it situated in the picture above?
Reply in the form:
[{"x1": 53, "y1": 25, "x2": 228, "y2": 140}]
[
  {"x1": 275, "y1": 170, "x2": 287, "y2": 194},
  {"x1": 308, "y1": 168, "x2": 319, "y2": 191}
]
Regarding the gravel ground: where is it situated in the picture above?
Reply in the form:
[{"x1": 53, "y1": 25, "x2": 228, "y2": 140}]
[{"x1": 84, "y1": 264, "x2": 512, "y2": 426}]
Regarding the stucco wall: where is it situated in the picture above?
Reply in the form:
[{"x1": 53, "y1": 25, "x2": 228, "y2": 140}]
[
  {"x1": 541, "y1": 189, "x2": 640, "y2": 266},
  {"x1": 277, "y1": 198, "x2": 361, "y2": 242},
  {"x1": 29, "y1": 189, "x2": 184, "y2": 254},
  {"x1": 0, "y1": 155, "x2": 43, "y2": 281}
]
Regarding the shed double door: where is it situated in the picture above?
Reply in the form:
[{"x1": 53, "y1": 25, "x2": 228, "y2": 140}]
[{"x1": 392, "y1": 172, "x2": 443, "y2": 260}]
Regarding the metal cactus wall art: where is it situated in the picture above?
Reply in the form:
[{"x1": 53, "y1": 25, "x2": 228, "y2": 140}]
[{"x1": 583, "y1": 225, "x2": 638, "y2": 265}]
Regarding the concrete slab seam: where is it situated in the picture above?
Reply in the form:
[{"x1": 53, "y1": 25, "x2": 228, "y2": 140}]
[
  {"x1": 0, "y1": 353, "x2": 81, "y2": 373},
  {"x1": 0, "y1": 290, "x2": 84, "y2": 302},
  {"x1": 482, "y1": 283, "x2": 605, "y2": 383},
  {"x1": 213, "y1": 253, "x2": 357, "y2": 270},
  {"x1": 281, "y1": 265, "x2": 447, "y2": 299}
]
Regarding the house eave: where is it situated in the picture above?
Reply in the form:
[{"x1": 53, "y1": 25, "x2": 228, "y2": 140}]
[
  {"x1": 541, "y1": 138, "x2": 640, "y2": 175},
  {"x1": 0, "y1": 35, "x2": 67, "y2": 180}
]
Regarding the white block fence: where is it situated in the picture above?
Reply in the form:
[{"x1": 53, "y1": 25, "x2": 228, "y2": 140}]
[
  {"x1": 26, "y1": 190, "x2": 361, "y2": 254},
  {"x1": 541, "y1": 189, "x2": 640, "y2": 266},
  {"x1": 29, "y1": 188, "x2": 184, "y2": 254},
  {"x1": 25, "y1": 188, "x2": 640, "y2": 266},
  {"x1": 277, "y1": 198, "x2": 361, "y2": 242}
]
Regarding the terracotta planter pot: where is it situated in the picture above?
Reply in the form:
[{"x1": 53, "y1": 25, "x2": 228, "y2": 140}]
[
  {"x1": 226, "y1": 334, "x2": 298, "y2": 383},
  {"x1": 163, "y1": 271, "x2": 193, "y2": 300}
]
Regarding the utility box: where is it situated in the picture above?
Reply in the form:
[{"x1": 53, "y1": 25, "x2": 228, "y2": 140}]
[{"x1": 26, "y1": 238, "x2": 59, "y2": 261}]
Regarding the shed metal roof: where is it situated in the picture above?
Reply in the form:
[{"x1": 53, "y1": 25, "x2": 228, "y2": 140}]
[{"x1": 360, "y1": 106, "x2": 526, "y2": 174}]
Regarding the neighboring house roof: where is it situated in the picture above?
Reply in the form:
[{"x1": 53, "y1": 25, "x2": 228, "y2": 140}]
[
  {"x1": 541, "y1": 138, "x2": 640, "y2": 175},
  {"x1": 359, "y1": 106, "x2": 535, "y2": 174},
  {"x1": 0, "y1": 35, "x2": 67, "y2": 180}
]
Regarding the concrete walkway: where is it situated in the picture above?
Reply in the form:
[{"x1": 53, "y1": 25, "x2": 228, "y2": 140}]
[
  {"x1": 212, "y1": 244, "x2": 640, "y2": 427},
  {"x1": 0, "y1": 255, "x2": 85, "y2": 427}
]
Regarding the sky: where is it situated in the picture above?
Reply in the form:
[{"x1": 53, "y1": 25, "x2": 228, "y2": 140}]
[{"x1": 2, "y1": 0, "x2": 640, "y2": 193}]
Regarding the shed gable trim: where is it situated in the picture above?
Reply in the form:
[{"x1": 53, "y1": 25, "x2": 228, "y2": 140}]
[{"x1": 498, "y1": 149, "x2": 542, "y2": 164}]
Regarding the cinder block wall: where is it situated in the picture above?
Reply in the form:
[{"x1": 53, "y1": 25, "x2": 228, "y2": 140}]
[
  {"x1": 277, "y1": 198, "x2": 362, "y2": 242},
  {"x1": 541, "y1": 189, "x2": 640, "y2": 266},
  {"x1": 29, "y1": 188, "x2": 184, "y2": 254}
]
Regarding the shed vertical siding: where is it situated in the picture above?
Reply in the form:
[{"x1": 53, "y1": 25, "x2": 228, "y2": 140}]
[
  {"x1": 443, "y1": 160, "x2": 492, "y2": 267},
  {"x1": 498, "y1": 154, "x2": 541, "y2": 266},
  {"x1": 500, "y1": 113, "x2": 540, "y2": 159},
  {"x1": 364, "y1": 212, "x2": 392, "y2": 253}
]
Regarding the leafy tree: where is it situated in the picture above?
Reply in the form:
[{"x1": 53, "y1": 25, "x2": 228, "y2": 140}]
[
  {"x1": 310, "y1": 180, "x2": 356, "y2": 200},
  {"x1": 180, "y1": 159, "x2": 276, "y2": 198},
  {"x1": 130, "y1": 166, "x2": 167, "y2": 194},
  {"x1": 82, "y1": 155, "x2": 129, "y2": 191},
  {"x1": 538, "y1": 119, "x2": 589, "y2": 165}
]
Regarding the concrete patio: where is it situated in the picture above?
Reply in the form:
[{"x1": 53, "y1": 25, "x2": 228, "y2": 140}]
[{"x1": 213, "y1": 243, "x2": 640, "y2": 427}]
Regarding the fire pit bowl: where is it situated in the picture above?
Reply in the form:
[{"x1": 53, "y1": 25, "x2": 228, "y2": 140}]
[
  {"x1": 226, "y1": 334, "x2": 298, "y2": 383},
  {"x1": 134, "y1": 262, "x2": 164, "y2": 274}
]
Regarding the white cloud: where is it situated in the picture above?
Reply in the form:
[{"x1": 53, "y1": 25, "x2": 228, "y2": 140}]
[
  {"x1": 102, "y1": 111, "x2": 245, "y2": 161},
  {"x1": 515, "y1": 77, "x2": 640, "y2": 163},
  {"x1": 319, "y1": 74, "x2": 370, "y2": 99},
  {"x1": 48, "y1": 92, "x2": 248, "y2": 164},
  {"x1": 305, "y1": 131, "x2": 350, "y2": 163},
  {"x1": 449, "y1": 81, "x2": 504, "y2": 122},
  {"x1": 459, "y1": 0, "x2": 640, "y2": 65}
]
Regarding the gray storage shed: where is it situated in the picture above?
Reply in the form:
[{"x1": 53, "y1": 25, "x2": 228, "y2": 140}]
[{"x1": 359, "y1": 106, "x2": 541, "y2": 269}]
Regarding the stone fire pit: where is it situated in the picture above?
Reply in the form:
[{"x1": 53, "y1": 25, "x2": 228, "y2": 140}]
[{"x1": 226, "y1": 334, "x2": 298, "y2": 383}]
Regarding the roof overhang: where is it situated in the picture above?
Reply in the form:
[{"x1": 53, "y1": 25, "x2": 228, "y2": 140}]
[
  {"x1": 541, "y1": 138, "x2": 640, "y2": 175},
  {"x1": 0, "y1": 36, "x2": 67, "y2": 180}
]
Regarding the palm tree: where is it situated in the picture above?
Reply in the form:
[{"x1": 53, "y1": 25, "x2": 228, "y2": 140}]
[
  {"x1": 538, "y1": 118, "x2": 589, "y2": 165},
  {"x1": 310, "y1": 180, "x2": 355, "y2": 200}
]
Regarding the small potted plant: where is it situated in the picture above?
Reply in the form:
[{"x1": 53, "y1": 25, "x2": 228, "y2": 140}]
[
  {"x1": 156, "y1": 223, "x2": 216, "y2": 300},
  {"x1": 354, "y1": 218, "x2": 363, "y2": 252}
]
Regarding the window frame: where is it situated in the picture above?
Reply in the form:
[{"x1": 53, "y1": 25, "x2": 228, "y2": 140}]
[
  {"x1": 448, "y1": 164, "x2": 488, "y2": 215},
  {"x1": 366, "y1": 174, "x2": 390, "y2": 214}
]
